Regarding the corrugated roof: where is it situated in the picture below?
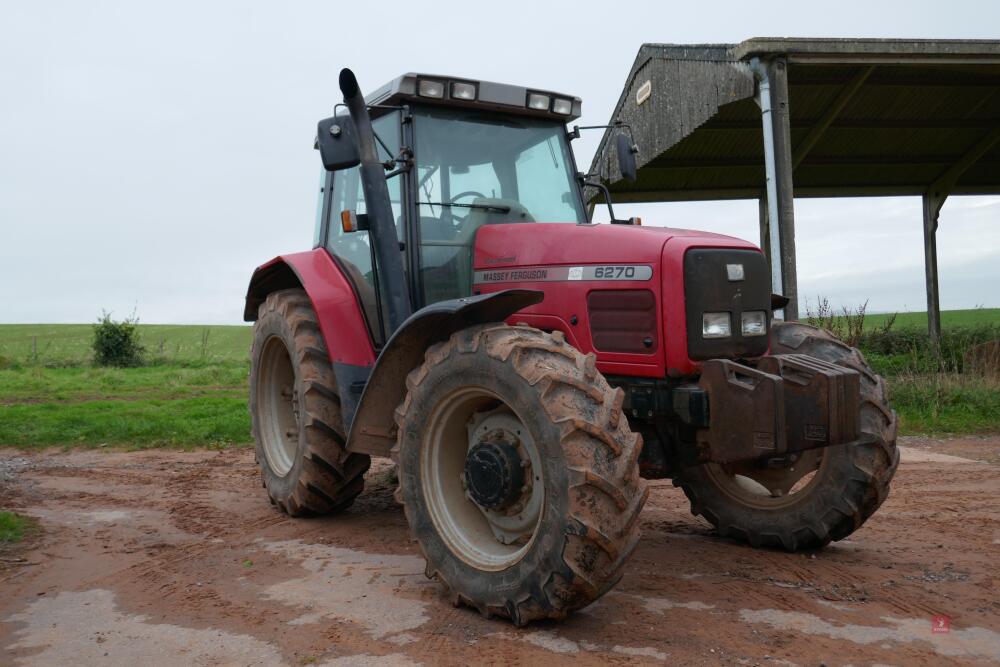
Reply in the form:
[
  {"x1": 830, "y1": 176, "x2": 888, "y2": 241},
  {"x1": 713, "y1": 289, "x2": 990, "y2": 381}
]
[{"x1": 591, "y1": 38, "x2": 1000, "y2": 202}]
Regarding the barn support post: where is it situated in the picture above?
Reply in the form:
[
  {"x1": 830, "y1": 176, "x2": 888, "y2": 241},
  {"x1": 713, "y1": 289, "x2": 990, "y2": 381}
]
[
  {"x1": 922, "y1": 193, "x2": 945, "y2": 353},
  {"x1": 751, "y1": 57, "x2": 799, "y2": 320}
]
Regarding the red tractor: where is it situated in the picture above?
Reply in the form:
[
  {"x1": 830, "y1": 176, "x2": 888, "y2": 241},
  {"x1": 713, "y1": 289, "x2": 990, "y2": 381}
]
[{"x1": 244, "y1": 69, "x2": 898, "y2": 625}]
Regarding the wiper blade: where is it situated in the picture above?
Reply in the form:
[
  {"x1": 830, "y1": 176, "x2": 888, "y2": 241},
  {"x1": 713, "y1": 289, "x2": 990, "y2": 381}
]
[{"x1": 419, "y1": 201, "x2": 511, "y2": 213}]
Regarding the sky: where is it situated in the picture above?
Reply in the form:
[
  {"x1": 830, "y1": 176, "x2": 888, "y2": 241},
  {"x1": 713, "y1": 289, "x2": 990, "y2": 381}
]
[{"x1": 1, "y1": 0, "x2": 997, "y2": 324}]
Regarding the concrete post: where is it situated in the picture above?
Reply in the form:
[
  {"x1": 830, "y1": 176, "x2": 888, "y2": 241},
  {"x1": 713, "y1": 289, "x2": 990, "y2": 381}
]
[{"x1": 922, "y1": 193, "x2": 945, "y2": 349}]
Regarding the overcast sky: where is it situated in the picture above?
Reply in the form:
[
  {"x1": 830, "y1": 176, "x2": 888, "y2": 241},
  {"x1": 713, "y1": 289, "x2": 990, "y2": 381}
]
[{"x1": 1, "y1": 0, "x2": 997, "y2": 324}]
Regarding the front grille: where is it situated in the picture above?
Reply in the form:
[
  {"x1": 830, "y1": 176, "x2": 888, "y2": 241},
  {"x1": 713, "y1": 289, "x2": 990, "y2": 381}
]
[
  {"x1": 587, "y1": 289, "x2": 657, "y2": 354},
  {"x1": 683, "y1": 249, "x2": 770, "y2": 360}
]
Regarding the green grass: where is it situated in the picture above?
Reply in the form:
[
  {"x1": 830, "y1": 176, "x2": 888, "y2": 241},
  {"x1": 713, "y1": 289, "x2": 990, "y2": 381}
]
[
  {"x1": 0, "y1": 395, "x2": 249, "y2": 448},
  {"x1": 0, "y1": 363, "x2": 248, "y2": 403},
  {"x1": 0, "y1": 511, "x2": 33, "y2": 544},
  {"x1": 0, "y1": 323, "x2": 250, "y2": 367},
  {"x1": 859, "y1": 308, "x2": 1000, "y2": 331}
]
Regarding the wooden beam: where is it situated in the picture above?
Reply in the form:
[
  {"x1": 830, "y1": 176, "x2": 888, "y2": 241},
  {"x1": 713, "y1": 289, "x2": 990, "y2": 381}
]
[
  {"x1": 700, "y1": 118, "x2": 1000, "y2": 130},
  {"x1": 792, "y1": 66, "x2": 874, "y2": 169},
  {"x1": 644, "y1": 156, "x2": 1000, "y2": 169},
  {"x1": 607, "y1": 183, "x2": 1000, "y2": 203}
]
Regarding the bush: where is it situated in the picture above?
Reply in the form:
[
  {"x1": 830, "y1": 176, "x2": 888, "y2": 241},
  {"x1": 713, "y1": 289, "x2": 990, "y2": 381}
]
[{"x1": 92, "y1": 311, "x2": 145, "y2": 367}]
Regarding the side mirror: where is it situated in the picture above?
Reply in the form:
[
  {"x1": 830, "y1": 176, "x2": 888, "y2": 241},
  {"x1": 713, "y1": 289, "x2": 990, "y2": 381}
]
[
  {"x1": 615, "y1": 132, "x2": 638, "y2": 182},
  {"x1": 316, "y1": 115, "x2": 361, "y2": 171}
]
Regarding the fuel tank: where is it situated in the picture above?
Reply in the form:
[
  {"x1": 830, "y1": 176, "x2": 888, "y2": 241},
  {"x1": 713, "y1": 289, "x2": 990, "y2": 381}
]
[{"x1": 471, "y1": 223, "x2": 765, "y2": 378}]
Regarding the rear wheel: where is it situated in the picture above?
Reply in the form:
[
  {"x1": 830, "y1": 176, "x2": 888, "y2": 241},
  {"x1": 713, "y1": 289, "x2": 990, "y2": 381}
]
[
  {"x1": 675, "y1": 321, "x2": 899, "y2": 551},
  {"x1": 394, "y1": 324, "x2": 647, "y2": 625},
  {"x1": 250, "y1": 289, "x2": 370, "y2": 516}
]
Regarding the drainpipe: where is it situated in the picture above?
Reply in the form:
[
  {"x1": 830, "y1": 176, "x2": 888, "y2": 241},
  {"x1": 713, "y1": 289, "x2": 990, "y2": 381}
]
[{"x1": 750, "y1": 58, "x2": 785, "y2": 316}]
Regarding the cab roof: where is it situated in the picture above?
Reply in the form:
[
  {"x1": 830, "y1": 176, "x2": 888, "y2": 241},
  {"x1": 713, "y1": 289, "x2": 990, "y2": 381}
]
[{"x1": 364, "y1": 72, "x2": 582, "y2": 122}]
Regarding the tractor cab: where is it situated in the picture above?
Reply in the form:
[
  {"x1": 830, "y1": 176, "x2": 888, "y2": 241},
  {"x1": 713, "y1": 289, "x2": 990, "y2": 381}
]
[{"x1": 313, "y1": 73, "x2": 592, "y2": 343}]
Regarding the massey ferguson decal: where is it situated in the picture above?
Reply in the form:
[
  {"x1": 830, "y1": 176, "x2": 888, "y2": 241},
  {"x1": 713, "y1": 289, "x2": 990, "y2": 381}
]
[{"x1": 473, "y1": 264, "x2": 653, "y2": 284}]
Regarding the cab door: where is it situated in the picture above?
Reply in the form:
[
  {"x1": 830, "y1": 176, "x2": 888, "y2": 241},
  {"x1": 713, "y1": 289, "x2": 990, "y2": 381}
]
[{"x1": 316, "y1": 111, "x2": 405, "y2": 346}]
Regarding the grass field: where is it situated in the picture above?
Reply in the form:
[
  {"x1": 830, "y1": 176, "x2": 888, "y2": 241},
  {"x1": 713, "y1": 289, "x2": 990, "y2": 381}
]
[
  {"x1": 860, "y1": 308, "x2": 1000, "y2": 331},
  {"x1": 0, "y1": 323, "x2": 250, "y2": 366},
  {"x1": 0, "y1": 324, "x2": 252, "y2": 448},
  {"x1": 0, "y1": 312, "x2": 997, "y2": 449}
]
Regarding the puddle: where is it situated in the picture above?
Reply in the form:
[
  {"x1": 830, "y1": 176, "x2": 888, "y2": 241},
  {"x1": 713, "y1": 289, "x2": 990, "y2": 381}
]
[
  {"x1": 318, "y1": 653, "x2": 419, "y2": 666},
  {"x1": 493, "y1": 630, "x2": 666, "y2": 660},
  {"x1": 898, "y1": 447, "x2": 976, "y2": 464},
  {"x1": 618, "y1": 592, "x2": 715, "y2": 613},
  {"x1": 4, "y1": 589, "x2": 285, "y2": 666},
  {"x1": 740, "y1": 608, "x2": 1000, "y2": 659},
  {"x1": 520, "y1": 631, "x2": 579, "y2": 654},
  {"x1": 81, "y1": 510, "x2": 132, "y2": 523},
  {"x1": 259, "y1": 540, "x2": 432, "y2": 640},
  {"x1": 612, "y1": 645, "x2": 668, "y2": 660},
  {"x1": 815, "y1": 599, "x2": 854, "y2": 612}
]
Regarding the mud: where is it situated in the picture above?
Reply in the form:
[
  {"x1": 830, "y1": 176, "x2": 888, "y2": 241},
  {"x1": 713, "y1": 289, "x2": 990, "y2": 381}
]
[{"x1": 1, "y1": 436, "x2": 999, "y2": 666}]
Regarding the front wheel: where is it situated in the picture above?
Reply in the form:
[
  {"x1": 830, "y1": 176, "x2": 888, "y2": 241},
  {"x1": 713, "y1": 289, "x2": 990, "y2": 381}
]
[
  {"x1": 675, "y1": 321, "x2": 899, "y2": 551},
  {"x1": 393, "y1": 324, "x2": 647, "y2": 625},
  {"x1": 249, "y1": 289, "x2": 370, "y2": 516}
]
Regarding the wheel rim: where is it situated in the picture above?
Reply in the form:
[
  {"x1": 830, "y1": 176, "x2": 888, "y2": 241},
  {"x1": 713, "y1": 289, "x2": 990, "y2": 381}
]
[
  {"x1": 704, "y1": 448, "x2": 827, "y2": 510},
  {"x1": 420, "y1": 387, "x2": 544, "y2": 571},
  {"x1": 257, "y1": 336, "x2": 299, "y2": 477}
]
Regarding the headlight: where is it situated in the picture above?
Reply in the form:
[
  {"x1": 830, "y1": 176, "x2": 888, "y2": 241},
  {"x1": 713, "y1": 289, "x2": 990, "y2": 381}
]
[
  {"x1": 702, "y1": 312, "x2": 731, "y2": 338},
  {"x1": 450, "y1": 81, "x2": 476, "y2": 100},
  {"x1": 552, "y1": 98, "x2": 573, "y2": 115},
  {"x1": 418, "y1": 79, "x2": 445, "y2": 98},
  {"x1": 527, "y1": 93, "x2": 550, "y2": 110},
  {"x1": 741, "y1": 310, "x2": 768, "y2": 337}
]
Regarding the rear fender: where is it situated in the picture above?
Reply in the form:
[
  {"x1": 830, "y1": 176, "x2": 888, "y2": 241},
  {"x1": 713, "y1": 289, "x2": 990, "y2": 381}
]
[
  {"x1": 346, "y1": 289, "x2": 543, "y2": 457},
  {"x1": 244, "y1": 249, "x2": 378, "y2": 420}
]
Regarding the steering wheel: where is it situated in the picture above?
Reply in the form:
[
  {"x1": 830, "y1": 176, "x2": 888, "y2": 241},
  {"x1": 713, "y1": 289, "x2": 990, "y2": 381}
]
[{"x1": 448, "y1": 190, "x2": 487, "y2": 223}]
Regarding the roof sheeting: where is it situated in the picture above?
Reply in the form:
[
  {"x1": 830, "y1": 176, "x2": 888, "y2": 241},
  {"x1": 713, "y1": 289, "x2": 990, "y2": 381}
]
[{"x1": 591, "y1": 39, "x2": 1000, "y2": 202}]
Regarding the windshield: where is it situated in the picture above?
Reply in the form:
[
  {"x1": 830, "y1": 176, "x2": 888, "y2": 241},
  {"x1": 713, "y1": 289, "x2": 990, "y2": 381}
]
[
  {"x1": 412, "y1": 107, "x2": 585, "y2": 302},
  {"x1": 413, "y1": 107, "x2": 585, "y2": 223}
]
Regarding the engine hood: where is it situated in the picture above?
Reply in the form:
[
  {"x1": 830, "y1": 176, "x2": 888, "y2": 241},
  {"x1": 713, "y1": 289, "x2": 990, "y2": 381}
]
[
  {"x1": 471, "y1": 222, "x2": 763, "y2": 379},
  {"x1": 473, "y1": 222, "x2": 755, "y2": 268}
]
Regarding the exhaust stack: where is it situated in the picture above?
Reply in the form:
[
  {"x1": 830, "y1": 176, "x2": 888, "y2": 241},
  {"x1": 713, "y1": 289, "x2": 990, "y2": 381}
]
[{"x1": 339, "y1": 68, "x2": 412, "y2": 333}]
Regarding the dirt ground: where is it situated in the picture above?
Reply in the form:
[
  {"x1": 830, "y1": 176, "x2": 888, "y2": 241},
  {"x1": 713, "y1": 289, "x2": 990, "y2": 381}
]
[{"x1": 1, "y1": 436, "x2": 999, "y2": 666}]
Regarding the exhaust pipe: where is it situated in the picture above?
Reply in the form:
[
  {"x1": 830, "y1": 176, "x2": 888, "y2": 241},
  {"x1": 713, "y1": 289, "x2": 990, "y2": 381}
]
[{"x1": 339, "y1": 68, "x2": 412, "y2": 333}]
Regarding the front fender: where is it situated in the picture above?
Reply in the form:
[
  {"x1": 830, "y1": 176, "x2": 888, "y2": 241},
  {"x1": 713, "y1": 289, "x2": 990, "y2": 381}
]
[
  {"x1": 345, "y1": 289, "x2": 543, "y2": 457},
  {"x1": 244, "y1": 250, "x2": 377, "y2": 368}
]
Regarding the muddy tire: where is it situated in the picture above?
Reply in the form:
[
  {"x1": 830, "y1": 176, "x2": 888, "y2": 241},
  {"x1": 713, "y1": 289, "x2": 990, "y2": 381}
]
[
  {"x1": 675, "y1": 321, "x2": 899, "y2": 551},
  {"x1": 250, "y1": 289, "x2": 370, "y2": 516},
  {"x1": 393, "y1": 324, "x2": 647, "y2": 625}
]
